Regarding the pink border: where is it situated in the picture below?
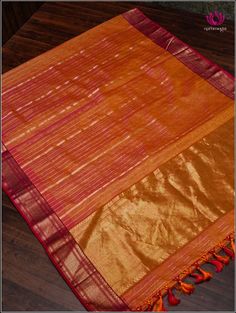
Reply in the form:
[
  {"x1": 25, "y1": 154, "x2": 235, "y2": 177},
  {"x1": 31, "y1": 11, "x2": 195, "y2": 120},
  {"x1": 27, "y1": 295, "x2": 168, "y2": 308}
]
[
  {"x1": 2, "y1": 184, "x2": 93, "y2": 311},
  {"x1": 123, "y1": 8, "x2": 234, "y2": 99},
  {"x1": 2, "y1": 145, "x2": 129, "y2": 311}
]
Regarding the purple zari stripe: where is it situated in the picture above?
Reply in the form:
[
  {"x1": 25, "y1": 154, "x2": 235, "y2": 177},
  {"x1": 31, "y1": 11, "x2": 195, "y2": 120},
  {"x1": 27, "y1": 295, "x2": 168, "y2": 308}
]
[{"x1": 123, "y1": 8, "x2": 234, "y2": 100}]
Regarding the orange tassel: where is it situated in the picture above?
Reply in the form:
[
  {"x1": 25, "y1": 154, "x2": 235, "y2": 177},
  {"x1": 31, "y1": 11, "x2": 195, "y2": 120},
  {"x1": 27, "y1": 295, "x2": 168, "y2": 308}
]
[
  {"x1": 213, "y1": 253, "x2": 230, "y2": 265},
  {"x1": 167, "y1": 288, "x2": 180, "y2": 305},
  {"x1": 141, "y1": 300, "x2": 154, "y2": 311},
  {"x1": 223, "y1": 246, "x2": 234, "y2": 259},
  {"x1": 152, "y1": 294, "x2": 167, "y2": 312},
  {"x1": 178, "y1": 280, "x2": 195, "y2": 295},
  {"x1": 197, "y1": 267, "x2": 212, "y2": 281},
  {"x1": 230, "y1": 239, "x2": 235, "y2": 254},
  {"x1": 208, "y1": 259, "x2": 224, "y2": 272}
]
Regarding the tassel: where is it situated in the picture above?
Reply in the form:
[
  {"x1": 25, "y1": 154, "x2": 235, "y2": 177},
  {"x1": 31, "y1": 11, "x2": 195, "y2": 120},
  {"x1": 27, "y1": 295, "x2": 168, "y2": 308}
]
[
  {"x1": 230, "y1": 239, "x2": 235, "y2": 254},
  {"x1": 223, "y1": 246, "x2": 235, "y2": 259},
  {"x1": 190, "y1": 266, "x2": 212, "y2": 284},
  {"x1": 167, "y1": 288, "x2": 180, "y2": 305},
  {"x1": 178, "y1": 280, "x2": 195, "y2": 295},
  {"x1": 190, "y1": 272, "x2": 205, "y2": 284},
  {"x1": 197, "y1": 267, "x2": 213, "y2": 281},
  {"x1": 141, "y1": 300, "x2": 154, "y2": 311},
  {"x1": 213, "y1": 253, "x2": 230, "y2": 265},
  {"x1": 152, "y1": 294, "x2": 167, "y2": 312},
  {"x1": 208, "y1": 259, "x2": 224, "y2": 272}
]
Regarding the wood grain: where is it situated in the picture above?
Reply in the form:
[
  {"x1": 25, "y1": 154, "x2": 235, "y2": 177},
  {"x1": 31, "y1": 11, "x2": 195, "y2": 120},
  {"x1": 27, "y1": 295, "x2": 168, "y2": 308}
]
[
  {"x1": 2, "y1": 1, "x2": 43, "y2": 44},
  {"x1": 2, "y1": 2, "x2": 234, "y2": 311},
  {"x1": 2, "y1": 2, "x2": 234, "y2": 74}
]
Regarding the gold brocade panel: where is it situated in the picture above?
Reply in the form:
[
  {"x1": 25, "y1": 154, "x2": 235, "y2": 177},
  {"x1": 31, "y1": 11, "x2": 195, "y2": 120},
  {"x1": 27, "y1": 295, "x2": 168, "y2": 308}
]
[{"x1": 71, "y1": 119, "x2": 234, "y2": 295}]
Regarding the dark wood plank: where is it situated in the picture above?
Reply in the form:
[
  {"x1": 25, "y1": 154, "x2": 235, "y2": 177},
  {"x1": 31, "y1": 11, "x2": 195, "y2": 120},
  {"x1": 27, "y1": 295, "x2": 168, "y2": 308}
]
[
  {"x1": 2, "y1": 2, "x2": 234, "y2": 74},
  {"x1": 2, "y1": 1, "x2": 43, "y2": 44},
  {"x1": 2, "y1": 2, "x2": 234, "y2": 311},
  {"x1": 2, "y1": 202, "x2": 85, "y2": 311}
]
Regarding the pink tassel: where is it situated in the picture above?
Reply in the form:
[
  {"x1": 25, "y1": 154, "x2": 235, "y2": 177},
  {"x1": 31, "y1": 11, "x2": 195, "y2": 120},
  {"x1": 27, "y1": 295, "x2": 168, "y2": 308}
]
[
  {"x1": 208, "y1": 259, "x2": 224, "y2": 272},
  {"x1": 213, "y1": 253, "x2": 230, "y2": 265},
  {"x1": 191, "y1": 267, "x2": 212, "y2": 284},
  {"x1": 198, "y1": 267, "x2": 212, "y2": 281},
  {"x1": 223, "y1": 246, "x2": 235, "y2": 259},
  {"x1": 167, "y1": 288, "x2": 180, "y2": 306},
  {"x1": 190, "y1": 272, "x2": 205, "y2": 284}
]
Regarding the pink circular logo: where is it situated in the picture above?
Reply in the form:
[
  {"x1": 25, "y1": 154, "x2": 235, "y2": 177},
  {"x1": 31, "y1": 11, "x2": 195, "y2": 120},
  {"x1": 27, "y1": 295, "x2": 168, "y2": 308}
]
[{"x1": 206, "y1": 11, "x2": 225, "y2": 26}]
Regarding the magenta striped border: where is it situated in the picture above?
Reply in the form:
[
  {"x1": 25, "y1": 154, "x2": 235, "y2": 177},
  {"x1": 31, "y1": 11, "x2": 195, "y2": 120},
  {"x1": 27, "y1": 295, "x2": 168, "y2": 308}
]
[
  {"x1": 2, "y1": 143, "x2": 129, "y2": 311},
  {"x1": 123, "y1": 8, "x2": 234, "y2": 99}
]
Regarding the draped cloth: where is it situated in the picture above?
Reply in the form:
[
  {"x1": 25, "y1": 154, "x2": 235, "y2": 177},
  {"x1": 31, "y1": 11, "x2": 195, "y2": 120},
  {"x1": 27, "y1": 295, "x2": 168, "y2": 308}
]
[{"x1": 2, "y1": 8, "x2": 234, "y2": 311}]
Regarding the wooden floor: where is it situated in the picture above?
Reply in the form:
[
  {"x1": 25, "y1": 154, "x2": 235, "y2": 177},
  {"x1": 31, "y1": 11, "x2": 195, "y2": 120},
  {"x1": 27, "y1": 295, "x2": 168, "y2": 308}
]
[{"x1": 2, "y1": 2, "x2": 235, "y2": 311}]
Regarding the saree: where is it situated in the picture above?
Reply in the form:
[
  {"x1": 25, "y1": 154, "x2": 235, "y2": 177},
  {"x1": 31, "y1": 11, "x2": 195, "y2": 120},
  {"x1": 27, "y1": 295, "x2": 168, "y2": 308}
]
[{"x1": 2, "y1": 8, "x2": 234, "y2": 311}]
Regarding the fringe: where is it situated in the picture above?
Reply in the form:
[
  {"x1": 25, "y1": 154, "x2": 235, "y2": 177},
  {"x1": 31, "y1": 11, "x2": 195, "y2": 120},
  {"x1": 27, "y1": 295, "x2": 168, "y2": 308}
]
[{"x1": 135, "y1": 234, "x2": 234, "y2": 311}]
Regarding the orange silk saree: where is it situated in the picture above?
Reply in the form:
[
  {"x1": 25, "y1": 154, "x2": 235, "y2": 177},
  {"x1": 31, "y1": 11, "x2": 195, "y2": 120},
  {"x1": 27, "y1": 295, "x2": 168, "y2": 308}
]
[{"x1": 2, "y1": 8, "x2": 234, "y2": 311}]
